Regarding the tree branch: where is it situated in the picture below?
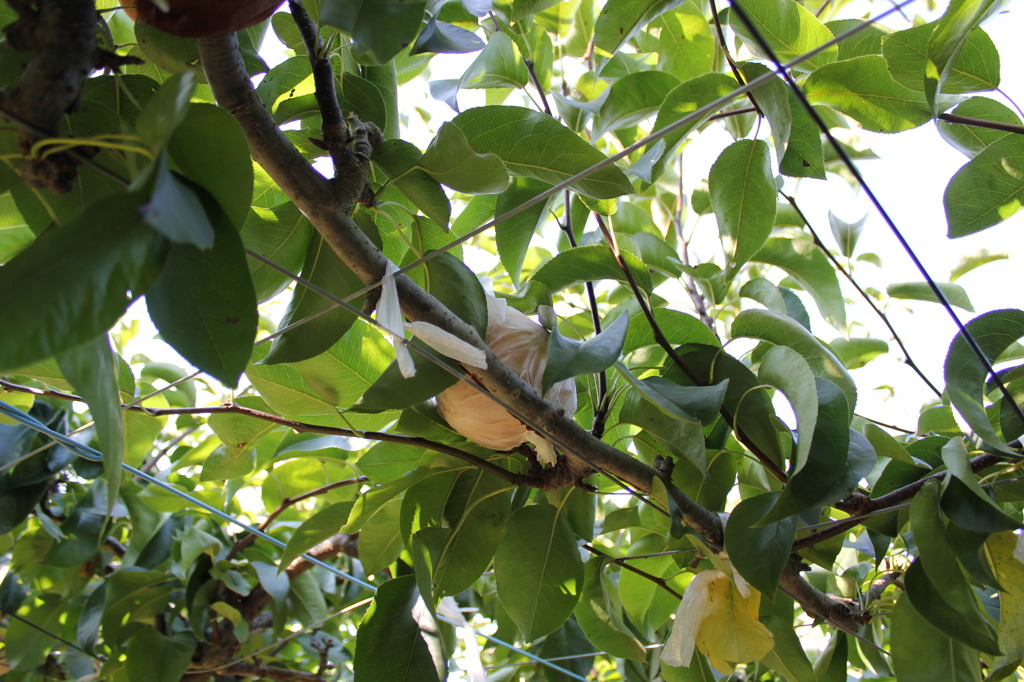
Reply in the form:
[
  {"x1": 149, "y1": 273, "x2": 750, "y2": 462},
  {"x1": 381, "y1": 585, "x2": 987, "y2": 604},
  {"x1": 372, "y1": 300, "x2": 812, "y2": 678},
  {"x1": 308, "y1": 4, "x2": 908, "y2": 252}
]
[
  {"x1": 0, "y1": 0, "x2": 99, "y2": 192},
  {"x1": 194, "y1": 30, "x2": 866, "y2": 631}
]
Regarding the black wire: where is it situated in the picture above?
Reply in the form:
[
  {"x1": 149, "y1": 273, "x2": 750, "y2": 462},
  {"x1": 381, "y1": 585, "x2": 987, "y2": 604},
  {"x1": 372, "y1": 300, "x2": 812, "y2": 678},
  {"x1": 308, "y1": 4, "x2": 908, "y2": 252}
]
[{"x1": 727, "y1": 0, "x2": 1024, "y2": 433}]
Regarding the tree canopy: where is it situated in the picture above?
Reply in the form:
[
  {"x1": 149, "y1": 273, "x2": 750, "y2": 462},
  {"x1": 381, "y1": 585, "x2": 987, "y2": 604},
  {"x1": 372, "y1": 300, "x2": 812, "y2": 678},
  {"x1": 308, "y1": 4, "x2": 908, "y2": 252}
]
[{"x1": 1, "y1": 0, "x2": 1023, "y2": 680}]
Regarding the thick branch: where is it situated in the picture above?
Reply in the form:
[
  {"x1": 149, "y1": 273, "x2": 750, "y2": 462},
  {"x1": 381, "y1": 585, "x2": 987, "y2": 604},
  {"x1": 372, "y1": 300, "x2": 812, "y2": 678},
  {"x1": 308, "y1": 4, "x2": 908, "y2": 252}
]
[
  {"x1": 195, "y1": 32, "x2": 663, "y2": 502},
  {"x1": 1, "y1": 0, "x2": 98, "y2": 192},
  {"x1": 194, "y1": 31, "x2": 861, "y2": 628}
]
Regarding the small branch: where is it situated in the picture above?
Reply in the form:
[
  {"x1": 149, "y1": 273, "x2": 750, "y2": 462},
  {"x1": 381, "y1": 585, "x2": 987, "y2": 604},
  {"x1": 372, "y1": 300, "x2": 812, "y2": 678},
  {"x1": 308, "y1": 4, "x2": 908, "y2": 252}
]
[
  {"x1": 778, "y1": 559, "x2": 870, "y2": 633},
  {"x1": 866, "y1": 571, "x2": 901, "y2": 603},
  {"x1": 524, "y1": 59, "x2": 552, "y2": 117},
  {"x1": 781, "y1": 193, "x2": 943, "y2": 398},
  {"x1": 287, "y1": 0, "x2": 352, "y2": 175},
  {"x1": 708, "y1": 0, "x2": 763, "y2": 118},
  {"x1": 593, "y1": 214, "x2": 787, "y2": 483},
  {"x1": 796, "y1": 453, "x2": 1005, "y2": 550},
  {"x1": 204, "y1": 662, "x2": 325, "y2": 682},
  {"x1": 240, "y1": 533, "x2": 359, "y2": 624},
  {"x1": 559, "y1": 191, "x2": 609, "y2": 438},
  {"x1": 937, "y1": 112, "x2": 1024, "y2": 136},
  {"x1": 227, "y1": 477, "x2": 368, "y2": 560},
  {"x1": 0, "y1": 379, "x2": 533, "y2": 488},
  {"x1": 583, "y1": 543, "x2": 682, "y2": 599}
]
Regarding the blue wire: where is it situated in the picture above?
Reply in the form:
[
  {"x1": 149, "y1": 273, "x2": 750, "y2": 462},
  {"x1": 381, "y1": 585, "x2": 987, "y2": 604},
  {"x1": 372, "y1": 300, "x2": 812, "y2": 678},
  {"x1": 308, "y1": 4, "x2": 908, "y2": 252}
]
[{"x1": 0, "y1": 400, "x2": 591, "y2": 681}]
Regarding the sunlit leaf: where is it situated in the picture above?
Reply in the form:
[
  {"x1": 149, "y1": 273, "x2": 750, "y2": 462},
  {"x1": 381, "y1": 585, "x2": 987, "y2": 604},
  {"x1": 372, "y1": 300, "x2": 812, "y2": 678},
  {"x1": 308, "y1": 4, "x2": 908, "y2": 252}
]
[
  {"x1": 887, "y1": 281, "x2": 974, "y2": 312},
  {"x1": 494, "y1": 504, "x2": 583, "y2": 639},
  {"x1": 710, "y1": 139, "x2": 776, "y2": 272},
  {"x1": 944, "y1": 134, "x2": 1024, "y2": 237},
  {"x1": 452, "y1": 106, "x2": 634, "y2": 199}
]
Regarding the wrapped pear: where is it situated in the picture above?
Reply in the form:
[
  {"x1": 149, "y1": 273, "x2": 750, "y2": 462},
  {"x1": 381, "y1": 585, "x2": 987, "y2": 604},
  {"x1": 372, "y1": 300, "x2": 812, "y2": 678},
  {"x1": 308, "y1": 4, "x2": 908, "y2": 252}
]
[{"x1": 436, "y1": 296, "x2": 577, "y2": 465}]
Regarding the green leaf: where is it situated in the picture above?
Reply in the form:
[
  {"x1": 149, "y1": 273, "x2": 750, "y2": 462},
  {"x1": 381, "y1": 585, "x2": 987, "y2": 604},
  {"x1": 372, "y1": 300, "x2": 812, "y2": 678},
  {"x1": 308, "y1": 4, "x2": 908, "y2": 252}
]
[
  {"x1": 709, "y1": 139, "x2": 776, "y2": 272},
  {"x1": 495, "y1": 178, "x2": 551, "y2": 286},
  {"x1": 136, "y1": 71, "x2": 195, "y2": 150},
  {"x1": 146, "y1": 207, "x2": 257, "y2": 388},
  {"x1": 0, "y1": 193, "x2": 163, "y2": 370},
  {"x1": 247, "y1": 322, "x2": 395, "y2": 429},
  {"x1": 280, "y1": 501, "x2": 353, "y2": 568},
  {"x1": 494, "y1": 503, "x2": 584, "y2": 639},
  {"x1": 592, "y1": 71, "x2": 681, "y2": 137},
  {"x1": 764, "y1": 379, "x2": 851, "y2": 520},
  {"x1": 433, "y1": 470, "x2": 512, "y2": 595},
  {"x1": 729, "y1": 0, "x2": 837, "y2": 71},
  {"x1": 411, "y1": 18, "x2": 485, "y2": 54},
  {"x1": 263, "y1": 234, "x2": 365, "y2": 364},
  {"x1": 460, "y1": 32, "x2": 529, "y2": 89},
  {"x1": 360, "y1": 497, "x2": 405, "y2": 574},
  {"x1": 451, "y1": 106, "x2": 634, "y2": 199},
  {"x1": 887, "y1": 281, "x2": 974, "y2": 312},
  {"x1": 940, "y1": 437, "x2": 1021, "y2": 532},
  {"x1": 804, "y1": 56, "x2": 933, "y2": 133},
  {"x1": 418, "y1": 122, "x2": 509, "y2": 194},
  {"x1": 125, "y1": 630, "x2": 196, "y2": 682},
  {"x1": 828, "y1": 337, "x2": 889, "y2": 370},
  {"x1": 654, "y1": 4, "x2": 715, "y2": 82},
  {"x1": 826, "y1": 18, "x2": 890, "y2": 60},
  {"x1": 354, "y1": 253, "x2": 487, "y2": 412},
  {"x1": 986, "y1": 532, "x2": 1024, "y2": 678},
  {"x1": 951, "y1": 248, "x2": 1009, "y2": 281},
  {"x1": 739, "y1": 63, "x2": 824, "y2": 179},
  {"x1": 882, "y1": 23, "x2": 1000, "y2": 95},
  {"x1": 354, "y1": 575, "x2": 445, "y2": 682},
  {"x1": 56, "y1": 336, "x2": 124, "y2": 512},
  {"x1": 543, "y1": 311, "x2": 629, "y2": 393},
  {"x1": 648, "y1": 73, "x2": 738, "y2": 181},
  {"x1": 574, "y1": 558, "x2": 647, "y2": 660},
  {"x1": 372, "y1": 139, "x2": 452, "y2": 227},
  {"x1": 138, "y1": 154, "x2": 214, "y2": 249},
  {"x1": 828, "y1": 211, "x2": 866, "y2": 258},
  {"x1": 909, "y1": 479, "x2": 1001, "y2": 654},
  {"x1": 904, "y1": 558, "x2": 1000, "y2": 655},
  {"x1": 752, "y1": 237, "x2": 847, "y2": 329},
  {"x1": 322, "y1": 0, "x2": 428, "y2": 63},
  {"x1": 944, "y1": 134, "x2": 1024, "y2": 237},
  {"x1": 924, "y1": 0, "x2": 1008, "y2": 111},
  {"x1": 593, "y1": 0, "x2": 684, "y2": 55},
  {"x1": 530, "y1": 244, "x2": 653, "y2": 293},
  {"x1": 618, "y1": 376, "x2": 709, "y2": 470},
  {"x1": 944, "y1": 309, "x2": 1024, "y2": 454},
  {"x1": 759, "y1": 346, "x2": 817, "y2": 473},
  {"x1": 168, "y1": 103, "x2": 254, "y2": 229},
  {"x1": 938, "y1": 97, "x2": 1022, "y2": 158},
  {"x1": 241, "y1": 204, "x2": 314, "y2": 303},
  {"x1": 759, "y1": 594, "x2": 817, "y2": 682},
  {"x1": 623, "y1": 307, "x2": 720, "y2": 353},
  {"x1": 725, "y1": 491, "x2": 797, "y2": 595},
  {"x1": 733, "y1": 309, "x2": 856, "y2": 412},
  {"x1": 891, "y1": 594, "x2": 981, "y2": 682}
]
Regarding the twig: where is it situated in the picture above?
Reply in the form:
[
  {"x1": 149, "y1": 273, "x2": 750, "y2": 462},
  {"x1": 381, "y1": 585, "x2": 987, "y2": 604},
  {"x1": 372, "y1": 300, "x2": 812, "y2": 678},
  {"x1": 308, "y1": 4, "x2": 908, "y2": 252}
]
[
  {"x1": 287, "y1": 0, "x2": 351, "y2": 175},
  {"x1": 781, "y1": 193, "x2": 943, "y2": 398},
  {"x1": 593, "y1": 214, "x2": 788, "y2": 483},
  {"x1": 938, "y1": 112, "x2": 1024, "y2": 136},
  {"x1": 227, "y1": 477, "x2": 369, "y2": 559},
  {"x1": 583, "y1": 543, "x2": 682, "y2": 599},
  {"x1": 559, "y1": 191, "x2": 610, "y2": 438},
  {"x1": 0, "y1": 378, "x2": 533, "y2": 488}
]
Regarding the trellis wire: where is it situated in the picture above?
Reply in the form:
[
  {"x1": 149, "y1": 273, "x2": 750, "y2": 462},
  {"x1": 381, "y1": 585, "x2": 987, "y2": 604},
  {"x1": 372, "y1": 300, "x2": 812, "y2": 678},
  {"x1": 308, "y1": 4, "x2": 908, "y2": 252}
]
[{"x1": 0, "y1": 400, "x2": 589, "y2": 682}]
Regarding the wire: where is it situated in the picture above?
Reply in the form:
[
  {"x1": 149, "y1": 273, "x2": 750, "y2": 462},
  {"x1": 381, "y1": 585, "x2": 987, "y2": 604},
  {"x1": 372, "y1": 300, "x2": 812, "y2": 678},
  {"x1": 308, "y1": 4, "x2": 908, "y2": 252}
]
[{"x1": 0, "y1": 400, "x2": 591, "y2": 682}]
